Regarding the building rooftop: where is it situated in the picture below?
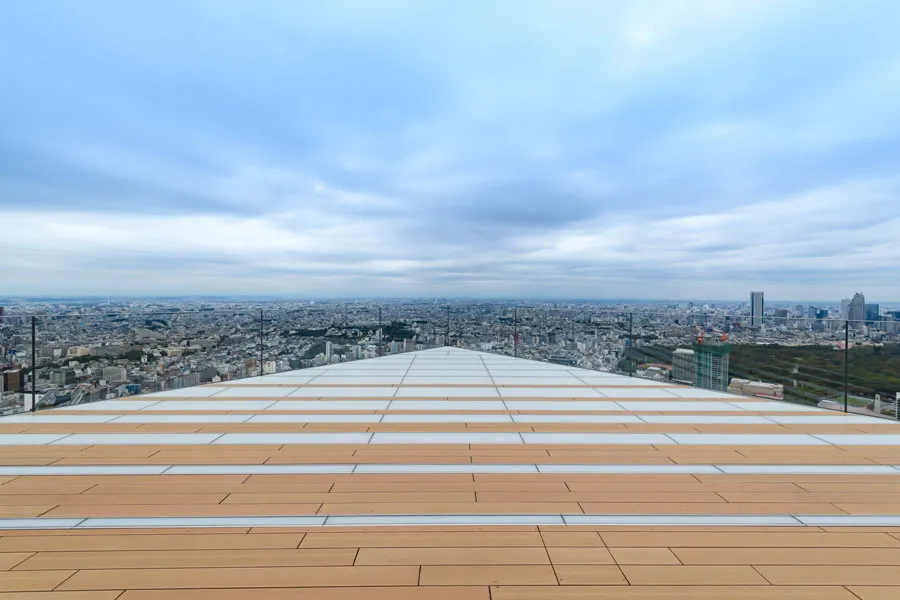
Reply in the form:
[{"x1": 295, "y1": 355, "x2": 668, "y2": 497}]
[{"x1": 1, "y1": 347, "x2": 900, "y2": 596}]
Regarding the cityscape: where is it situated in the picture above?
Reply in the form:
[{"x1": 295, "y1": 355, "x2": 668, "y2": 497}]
[{"x1": 2, "y1": 293, "x2": 899, "y2": 417}]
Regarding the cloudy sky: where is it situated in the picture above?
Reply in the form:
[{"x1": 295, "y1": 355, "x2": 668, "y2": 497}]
[{"x1": 2, "y1": 0, "x2": 899, "y2": 301}]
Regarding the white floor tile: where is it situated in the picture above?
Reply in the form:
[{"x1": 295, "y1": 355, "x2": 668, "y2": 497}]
[
  {"x1": 814, "y1": 434, "x2": 900, "y2": 445},
  {"x1": 354, "y1": 464, "x2": 538, "y2": 473},
  {"x1": 617, "y1": 401, "x2": 744, "y2": 412},
  {"x1": 504, "y1": 401, "x2": 623, "y2": 411},
  {"x1": 50, "y1": 400, "x2": 159, "y2": 411},
  {"x1": 522, "y1": 433, "x2": 674, "y2": 445},
  {"x1": 209, "y1": 387, "x2": 299, "y2": 398},
  {"x1": 213, "y1": 433, "x2": 372, "y2": 444},
  {"x1": 142, "y1": 388, "x2": 225, "y2": 398},
  {"x1": 288, "y1": 387, "x2": 397, "y2": 398},
  {"x1": 402, "y1": 377, "x2": 494, "y2": 385},
  {"x1": 370, "y1": 432, "x2": 523, "y2": 444},
  {"x1": 497, "y1": 388, "x2": 604, "y2": 398},
  {"x1": 0, "y1": 466, "x2": 169, "y2": 475},
  {"x1": 796, "y1": 516, "x2": 900, "y2": 526},
  {"x1": 381, "y1": 414, "x2": 512, "y2": 423},
  {"x1": 111, "y1": 415, "x2": 251, "y2": 424},
  {"x1": 717, "y1": 465, "x2": 897, "y2": 474},
  {"x1": 227, "y1": 376, "x2": 316, "y2": 385},
  {"x1": 77, "y1": 517, "x2": 327, "y2": 529},
  {"x1": 768, "y1": 415, "x2": 888, "y2": 424},
  {"x1": 729, "y1": 401, "x2": 823, "y2": 412},
  {"x1": 593, "y1": 388, "x2": 679, "y2": 398},
  {"x1": 564, "y1": 515, "x2": 801, "y2": 526},
  {"x1": 668, "y1": 434, "x2": 829, "y2": 445},
  {"x1": 325, "y1": 515, "x2": 565, "y2": 526},
  {"x1": 248, "y1": 414, "x2": 380, "y2": 423},
  {"x1": 513, "y1": 415, "x2": 642, "y2": 423},
  {"x1": 0, "y1": 434, "x2": 70, "y2": 445},
  {"x1": 665, "y1": 388, "x2": 738, "y2": 399},
  {"x1": 639, "y1": 415, "x2": 776, "y2": 424},
  {"x1": 394, "y1": 387, "x2": 500, "y2": 398},
  {"x1": 537, "y1": 464, "x2": 721, "y2": 474},
  {"x1": 144, "y1": 401, "x2": 275, "y2": 411},
  {"x1": 0, "y1": 415, "x2": 117, "y2": 423},
  {"x1": 52, "y1": 434, "x2": 223, "y2": 445},
  {"x1": 389, "y1": 400, "x2": 506, "y2": 411},
  {"x1": 306, "y1": 377, "x2": 405, "y2": 384},
  {"x1": 266, "y1": 400, "x2": 390, "y2": 411},
  {"x1": 491, "y1": 377, "x2": 585, "y2": 386},
  {"x1": 0, "y1": 519, "x2": 84, "y2": 529},
  {"x1": 165, "y1": 465, "x2": 355, "y2": 474}
]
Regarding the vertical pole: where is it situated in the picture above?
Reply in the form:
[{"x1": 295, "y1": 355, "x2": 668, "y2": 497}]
[
  {"x1": 843, "y1": 320, "x2": 849, "y2": 413},
  {"x1": 446, "y1": 305, "x2": 450, "y2": 346},
  {"x1": 378, "y1": 307, "x2": 382, "y2": 351},
  {"x1": 259, "y1": 309, "x2": 264, "y2": 377},
  {"x1": 31, "y1": 316, "x2": 37, "y2": 412},
  {"x1": 514, "y1": 307, "x2": 518, "y2": 358}
]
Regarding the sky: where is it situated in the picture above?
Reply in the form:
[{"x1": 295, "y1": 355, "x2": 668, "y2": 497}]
[{"x1": 2, "y1": 0, "x2": 900, "y2": 301}]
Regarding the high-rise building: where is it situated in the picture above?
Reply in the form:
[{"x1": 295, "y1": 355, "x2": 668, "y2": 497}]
[
  {"x1": 0, "y1": 306, "x2": 4, "y2": 325},
  {"x1": 774, "y1": 309, "x2": 789, "y2": 325},
  {"x1": 848, "y1": 293, "x2": 866, "y2": 326},
  {"x1": 865, "y1": 303, "x2": 880, "y2": 323},
  {"x1": 671, "y1": 349, "x2": 696, "y2": 384},
  {"x1": 325, "y1": 341, "x2": 333, "y2": 362},
  {"x1": 693, "y1": 340, "x2": 730, "y2": 392},
  {"x1": 840, "y1": 298, "x2": 850, "y2": 320},
  {"x1": 807, "y1": 306, "x2": 818, "y2": 320},
  {"x1": 750, "y1": 292, "x2": 764, "y2": 326}
]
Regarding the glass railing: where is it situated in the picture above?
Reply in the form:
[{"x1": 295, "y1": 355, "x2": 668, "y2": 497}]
[
  {"x1": 0, "y1": 314, "x2": 33, "y2": 415},
  {"x1": 1, "y1": 303, "x2": 898, "y2": 419}
]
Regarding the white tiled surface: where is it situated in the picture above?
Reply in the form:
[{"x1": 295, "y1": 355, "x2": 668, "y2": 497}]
[
  {"x1": 287, "y1": 387, "x2": 398, "y2": 398},
  {"x1": 266, "y1": 400, "x2": 390, "y2": 411},
  {"x1": 503, "y1": 401, "x2": 623, "y2": 411},
  {"x1": 393, "y1": 387, "x2": 500, "y2": 397},
  {"x1": 496, "y1": 387, "x2": 605, "y2": 398}
]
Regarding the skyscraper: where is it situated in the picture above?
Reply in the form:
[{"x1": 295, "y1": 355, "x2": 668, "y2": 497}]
[
  {"x1": 848, "y1": 293, "x2": 866, "y2": 326},
  {"x1": 840, "y1": 298, "x2": 850, "y2": 320},
  {"x1": 865, "y1": 303, "x2": 880, "y2": 324},
  {"x1": 693, "y1": 340, "x2": 730, "y2": 392},
  {"x1": 750, "y1": 292, "x2": 764, "y2": 326}
]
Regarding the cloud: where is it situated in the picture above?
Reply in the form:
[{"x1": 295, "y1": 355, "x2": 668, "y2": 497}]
[{"x1": 1, "y1": 0, "x2": 900, "y2": 300}]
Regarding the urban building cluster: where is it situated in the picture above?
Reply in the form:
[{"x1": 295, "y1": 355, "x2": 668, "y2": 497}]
[{"x1": 1, "y1": 294, "x2": 898, "y2": 415}]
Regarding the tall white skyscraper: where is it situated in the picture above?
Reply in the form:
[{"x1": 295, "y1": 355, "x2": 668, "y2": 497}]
[
  {"x1": 840, "y1": 298, "x2": 850, "y2": 320},
  {"x1": 750, "y1": 292, "x2": 764, "y2": 326},
  {"x1": 325, "y1": 341, "x2": 333, "y2": 362},
  {"x1": 848, "y1": 293, "x2": 866, "y2": 326}
]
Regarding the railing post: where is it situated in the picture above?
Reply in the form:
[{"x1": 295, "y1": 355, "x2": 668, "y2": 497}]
[
  {"x1": 259, "y1": 309, "x2": 264, "y2": 377},
  {"x1": 31, "y1": 316, "x2": 37, "y2": 412},
  {"x1": 843, "y1": 320, "x2": 849, "y2": 413},
  {"x1": 446, "y1": 305, "x2": 450, "y2": 346}
]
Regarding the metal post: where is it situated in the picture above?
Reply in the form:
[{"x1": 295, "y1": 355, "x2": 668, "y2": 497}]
[
  {"x1": 514, "y1": 307, "x2": 518, "y2": 358},
  {"x1": 843, "y1": 320, "x2": 849, "y2": 413},
  {"x1": 259, "y1": 309, "x2": 264, "y2": 377},
  {"x1": 31, "y1": 316, "x2": 37, "y2": 412},
  {"x1": 378, "y1": 307, "x2": 382, "y2": 351},
  {"x1": 446, "y1": 305, "x2": 450, "y2": 346}
]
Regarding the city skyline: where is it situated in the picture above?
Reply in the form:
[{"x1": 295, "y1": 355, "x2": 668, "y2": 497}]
[{"x1": 3, "y1": 1, "x2": 900, "y2": 298}]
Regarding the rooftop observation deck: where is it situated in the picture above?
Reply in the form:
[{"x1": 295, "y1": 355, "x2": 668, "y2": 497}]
[{"x1": 0, "y1": 347, "x2": 900, "y2": 598}]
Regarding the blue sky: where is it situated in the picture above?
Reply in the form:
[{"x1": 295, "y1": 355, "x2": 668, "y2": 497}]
[{"x1": 2, "y1": 0, "x2": 899, "y2": 300}]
